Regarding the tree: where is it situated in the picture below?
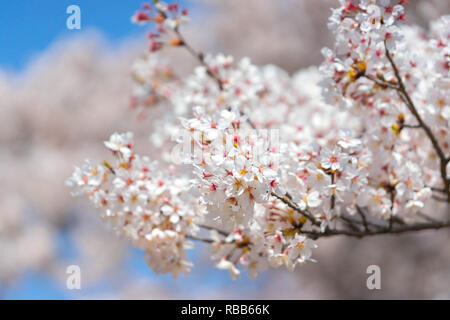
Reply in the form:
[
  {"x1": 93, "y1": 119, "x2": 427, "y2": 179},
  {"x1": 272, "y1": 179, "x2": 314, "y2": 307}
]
[{"x1": 67, "y1": 0, "x2": 450, "y2": 280}]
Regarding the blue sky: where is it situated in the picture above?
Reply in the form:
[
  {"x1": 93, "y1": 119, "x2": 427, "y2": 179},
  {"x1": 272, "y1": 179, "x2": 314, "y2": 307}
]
[
  {"x1": 0, "y1": 0, "x2": 190, "y2": 71},
  {"x1": 4, "y1": 240, "x2": 267, "y2": 300}
]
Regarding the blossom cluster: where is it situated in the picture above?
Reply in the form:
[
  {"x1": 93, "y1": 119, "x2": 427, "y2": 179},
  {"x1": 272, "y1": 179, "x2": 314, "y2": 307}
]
[
  {"x1": 68, "y1": 0, "x2": 450, "y2": 279},
  {"x1": 67, "y1": 132, "x2": 200, "y2": 277},
  {"x1": 319, "y1": 0, "x2": 447, "y2": 214},
  {"x1": 131, "y1": 1, "x2": 189, "y2": 52},
  {"x1": 130, "y1": 53, "x2": 178, "y2": 112}
]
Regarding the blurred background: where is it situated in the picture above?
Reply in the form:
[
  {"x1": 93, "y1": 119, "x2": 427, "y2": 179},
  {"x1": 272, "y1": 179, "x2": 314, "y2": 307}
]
[{"x1": 0, "y1": 0, "x2": 449, "y2": 299}]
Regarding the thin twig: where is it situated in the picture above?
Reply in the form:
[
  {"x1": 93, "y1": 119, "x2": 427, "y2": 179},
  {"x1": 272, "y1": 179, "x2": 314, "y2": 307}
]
[
  {"x1": 356, "y1": 206, "x2": 370, "y2": 231},
  {"x1": 388, "y1": 187, "x2": 395, "y2": 231},
  {"x1": 362, "y1": 74, "x2": 399, "y2": 89},
  {"x1": 339, "y1": 215, "x2": 362, "y2": 232},
  {"x1": 402, "y1": 124, "x2": 420, "y2": 129},
  {"x1": 271, "y1": 192, "x2": 320, "y2": 226},
  {"x1": 416, "y1": 211, "x2": 439, "y2": 223},
  {"x1": 198, "y1": 224, "x2": 229, "y2": 236},
  {"x1": 430, "y1": 187, "x2": 447, "y2": 194},
  {"x1": 174, "y1": 28, "x2": 224, "y2": 90},
  {"x1": 301, "y1": 220, "x2": 450, "y2": 239},
  {"x1": 392, "y1": 216, "x2": 406, "y2": 225},
  {"x1": 432, "y1": 195, "x2": 448, "y2": 202},
  {"x1": 186, "y1": 234, "x2": 214, "y2": 243}
]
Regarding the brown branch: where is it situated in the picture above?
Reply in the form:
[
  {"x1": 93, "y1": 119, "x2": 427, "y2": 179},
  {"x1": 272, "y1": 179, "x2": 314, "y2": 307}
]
[
  {"x1": 362, "y1": 74, "x2": 399, "y2": 89},
  {"x1": 430, "y1": 187, "x2": 447, "y2": 194},
  {"x1": 402, "y1": 124, "x2": 420, "y2": 129},
  {"x1": 416, "y1": 211, "x2": 439, "y2": 223},
  {"x1": 198, "y1": 224, "x2": 229, "y2": 237},
  {"x1": 388, "y1": 188, "x2": 395, "y2": 230},
  {"x1": 339, "y1": 215, "x2": 362, "y2": 232},
  {"x1": 301, "y1": 220, "x2": 450, "y2": 239},
  {"x1": 339, "y1": 210, "x2": 389, "y2": 231},
  {"x1": 391, "y1": 216, "x2": 406, "y2": 225},
  {"x1": 186, "y1": 234, "x2": 214, "y2": 243},
  {"x1": 271, "y1": 192, "x2": 320, "y2": 227},
  {"x1": 174, "y1": 28, "x2": 224, "y2": 90},
  {"x1": 356, "y1": 206, "x2": 370, "y2": 231},
  {"x1": 173, "y1": 27, "x2": 260, "y2": 130},
  {"x1": 384, "y1": 40, "x2": 450, "y2": 202},
  {"x1": 432, "y1": 195, "x2": 448, "y2": 202}
]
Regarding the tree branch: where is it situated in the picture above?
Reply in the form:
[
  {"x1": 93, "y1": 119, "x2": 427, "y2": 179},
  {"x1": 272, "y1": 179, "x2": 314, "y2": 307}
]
[
  {"x1": 186, "y1": 234, "x2": 214, "y2": 243},
  {"x1": 356, "y1": 205, "x2": 370, "y2": 232},
  {"x1": 174, "y1": 27, "x2": 224, "y2": 90},
  {"x1": 271, "y1": 191, "x2": 320, "y2": 227},
  {"x1": 383, "y1": 40, "x2": 450, "y2": 202},
  {"x1": 301, "y1": 220, "x2": 450, "y2": 239},
  {"x1": 415, "y1": 211, "x2": 439, "y2": 223},
  {"x1": 362, "y1": 74, "x2": 399, "y2": 89},
  {"x1": 198, "y1": 224, "x2": 229, "y2": 237}
]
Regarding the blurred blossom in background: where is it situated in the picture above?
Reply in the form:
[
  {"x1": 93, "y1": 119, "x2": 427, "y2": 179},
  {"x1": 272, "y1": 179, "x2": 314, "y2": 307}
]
[{"x1": 0, "y1": 0, "x2": 449, "y2": 299}]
